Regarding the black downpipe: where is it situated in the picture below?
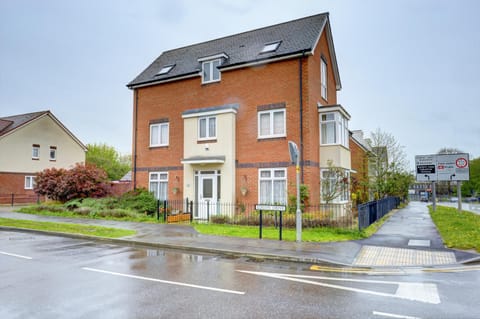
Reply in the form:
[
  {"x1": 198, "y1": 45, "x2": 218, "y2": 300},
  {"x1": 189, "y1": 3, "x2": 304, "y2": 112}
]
[
  {"x1": 299, "y1": 51, "x2": 305, "y2": 183},
  {"x1": 133, "y1": 89, "x2": 138, "y2": 190}
]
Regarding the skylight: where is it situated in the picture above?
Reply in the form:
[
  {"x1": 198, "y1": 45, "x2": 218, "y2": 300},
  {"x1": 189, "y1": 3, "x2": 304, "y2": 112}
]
[
  {"x1": 156, "y1": 64, "x2": 175, "y2": 75},
  {"x1": 260, "y1": 41, "x2": 281, "y2": 54}
]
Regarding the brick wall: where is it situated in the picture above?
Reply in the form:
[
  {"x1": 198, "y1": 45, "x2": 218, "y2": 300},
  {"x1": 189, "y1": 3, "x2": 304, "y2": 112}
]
[
  {"x1": 349, "y1": 137, "x2": 370, "y2": 203},
  {"x1": 133, "y1": 29, "x2": 339, "y2": 205}
]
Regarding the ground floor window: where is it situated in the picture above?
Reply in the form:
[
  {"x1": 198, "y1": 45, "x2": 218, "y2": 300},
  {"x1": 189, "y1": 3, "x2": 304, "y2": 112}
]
[
  {"x1": 321, "y1": 168, "x2": 349, "y2": 203},
  {"x1": 258, "y1": 168, "x2": 287, "y2": 204},
  {"x1": 149, "y1": 172, "x2": 168, "y2": 201},
  {"x1": 25, "y1": 176, "x2": 35, "y2": 190}
]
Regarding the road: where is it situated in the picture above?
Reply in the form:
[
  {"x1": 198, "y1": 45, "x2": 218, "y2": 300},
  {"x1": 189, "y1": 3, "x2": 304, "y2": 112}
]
[{"x1": 1, "y1": 230, "x2": 479, "y2": 319}]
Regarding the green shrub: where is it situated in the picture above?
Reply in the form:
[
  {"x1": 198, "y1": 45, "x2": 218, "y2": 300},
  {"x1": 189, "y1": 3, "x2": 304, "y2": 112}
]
[{"x1": 118, "y1": 188, "x2": 157, "y2": 214}]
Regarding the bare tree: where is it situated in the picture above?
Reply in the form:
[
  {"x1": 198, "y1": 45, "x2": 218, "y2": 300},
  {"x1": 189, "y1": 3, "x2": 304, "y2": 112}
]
[
  {"x1": 321, "y1": 160, "x2": 349, "y2": 204},
  {"x1": 366, "y1": 128, "x2": 409, "y2": 198}
]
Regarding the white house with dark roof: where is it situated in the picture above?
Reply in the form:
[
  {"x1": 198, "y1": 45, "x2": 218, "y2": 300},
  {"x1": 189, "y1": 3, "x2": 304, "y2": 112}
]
[{"x1": 0, "y1": 110, "x2": 86, "y2": 202}]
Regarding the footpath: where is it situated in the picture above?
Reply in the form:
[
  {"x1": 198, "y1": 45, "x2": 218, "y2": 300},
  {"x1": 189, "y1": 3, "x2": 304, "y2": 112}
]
[{"x1": 1, "y1": 202, "x2": 479, "y2": 268}]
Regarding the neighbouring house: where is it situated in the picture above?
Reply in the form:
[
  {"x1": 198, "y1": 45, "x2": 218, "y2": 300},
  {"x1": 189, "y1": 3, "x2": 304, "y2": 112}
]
[
  {"x1": 0, "y1": 111, "x2": 87, "y2": 204},
  {"x1": 350, "y1": 130, "x2": 373, "y2": 204},
  {"x1": 127, "y1": 13, "x2": 352, "y2": 219}
]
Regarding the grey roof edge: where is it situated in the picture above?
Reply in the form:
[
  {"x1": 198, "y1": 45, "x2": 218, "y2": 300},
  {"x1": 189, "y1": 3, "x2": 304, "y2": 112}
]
[{"x1": 182, "y1": 103, "x2": 239, "y2": 117}]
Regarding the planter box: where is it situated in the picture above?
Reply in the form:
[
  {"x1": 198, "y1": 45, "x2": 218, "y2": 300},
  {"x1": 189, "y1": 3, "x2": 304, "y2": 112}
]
[{"x1": 167, "y1": 213, "x2": 191, "y2": 223}]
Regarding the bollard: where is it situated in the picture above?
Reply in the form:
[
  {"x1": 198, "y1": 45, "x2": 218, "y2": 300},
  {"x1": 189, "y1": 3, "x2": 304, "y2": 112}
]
[
  {"x1": 279, "y1": 211, "x2": 283, "y2": 241},
  {"x1": 156, "y1": 200, "x2": 160, "y2": 220}
]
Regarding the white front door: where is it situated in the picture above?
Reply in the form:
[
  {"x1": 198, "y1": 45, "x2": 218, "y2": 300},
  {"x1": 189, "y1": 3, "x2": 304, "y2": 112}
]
[{"x1": 196, "y1": 172, "x2": 218, "y2": 220}]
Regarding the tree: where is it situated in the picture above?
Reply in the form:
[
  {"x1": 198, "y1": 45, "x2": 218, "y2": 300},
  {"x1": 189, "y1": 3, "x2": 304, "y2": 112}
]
[
  {"x1": 462, "y1": 157, "x2": 480, "y2": 197},
  {"x1": 86, "y1": 143, "x2": 131, "y2": 181},
  {"x1": 35, "y1": 163, "x2": 110, "y2": 202},
  {"x1": 366, "y1": 128, "x2": 409, "y2": 199},
  {"x1": 321, "y1": 160, "x2": 349, "y2": 204}
]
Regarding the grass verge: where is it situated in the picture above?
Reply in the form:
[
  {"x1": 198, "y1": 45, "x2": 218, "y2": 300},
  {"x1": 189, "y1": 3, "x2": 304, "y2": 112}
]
[
  {"x1": 429, "y1": 205, "x2": 480, "y2": 252},
  {"x1": 0, "y1": 217, "x2": 136, "y2": 238}
]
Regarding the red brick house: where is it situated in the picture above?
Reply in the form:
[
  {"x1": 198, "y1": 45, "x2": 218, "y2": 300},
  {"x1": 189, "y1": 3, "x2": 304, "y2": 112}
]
[
  {"x1": 350, "y1": 130, "x2": 372, "y2": 204},
  {"x1": 127, "y1": 13, "x2": 352, "y2": 218}
]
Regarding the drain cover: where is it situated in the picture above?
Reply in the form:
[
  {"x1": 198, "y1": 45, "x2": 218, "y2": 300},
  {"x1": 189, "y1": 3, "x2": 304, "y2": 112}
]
[{"x1": 408, "y1": 239, "x2": 431, "y2": 247}]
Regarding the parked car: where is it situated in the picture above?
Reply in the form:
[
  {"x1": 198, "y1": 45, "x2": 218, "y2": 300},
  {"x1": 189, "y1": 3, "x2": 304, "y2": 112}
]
[{"x1": 449, "y1": 197, "x2": 459, "y2": 202}]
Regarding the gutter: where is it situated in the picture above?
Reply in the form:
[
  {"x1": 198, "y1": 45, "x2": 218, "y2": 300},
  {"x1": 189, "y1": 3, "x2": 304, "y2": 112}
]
[
  {"x1": 133, "y1": 89, "x2": 138, "y2": 190},
  {"x1": 299, "y1": 50, "x2": 306, "y2": 183}
]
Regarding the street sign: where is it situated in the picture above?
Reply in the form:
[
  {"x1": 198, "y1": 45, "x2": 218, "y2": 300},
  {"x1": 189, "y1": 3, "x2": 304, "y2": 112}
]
[
  {"x1": 436, "y1": 153, "x2": 470, "y2": 181},
  {"x1": 415, "y1": 155, "x2": 437, "y2": 181},
  {"x1": 255, "y1": 204, "x2": 286, "y2": 211},
  {"x1": 415, "y1": 153, "x2": 470, "y2": 182}
]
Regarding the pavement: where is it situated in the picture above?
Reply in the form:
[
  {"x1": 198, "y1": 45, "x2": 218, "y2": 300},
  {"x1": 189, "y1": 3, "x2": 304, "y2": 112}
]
[{"x1": 1, "y1": 201, "x2": 479, "y2": 268}]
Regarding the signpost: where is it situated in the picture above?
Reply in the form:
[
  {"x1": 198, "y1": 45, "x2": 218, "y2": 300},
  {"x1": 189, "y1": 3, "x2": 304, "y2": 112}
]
[
  {"x1": 288, "y1": 141, "x2": 302, "y2": 242},
  {"x1": 415, "y1": 153, "x2": 470, "y2": 212}
]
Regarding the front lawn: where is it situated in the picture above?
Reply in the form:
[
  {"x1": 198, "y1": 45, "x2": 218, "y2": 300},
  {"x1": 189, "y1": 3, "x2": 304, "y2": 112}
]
[
  {"x1": 430, "y1": 205, "x2": 480, "y2": 252},
  {"x1": 0, "y1": 217, "x2": 136, "y2": 238}
]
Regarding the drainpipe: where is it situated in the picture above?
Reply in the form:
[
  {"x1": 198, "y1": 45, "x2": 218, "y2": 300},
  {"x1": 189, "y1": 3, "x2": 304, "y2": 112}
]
[
  {"x1": 299, "y1": 50, "x2": 305, "y2": 184},
  {"x1": 133, "y1": 89, "x2": 138, "y2": 190}
]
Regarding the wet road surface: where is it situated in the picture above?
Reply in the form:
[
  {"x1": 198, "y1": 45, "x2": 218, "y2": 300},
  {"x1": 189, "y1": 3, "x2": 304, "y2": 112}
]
[{"x1": 1, "y1": 230, "x2": 479, "y2": 318}]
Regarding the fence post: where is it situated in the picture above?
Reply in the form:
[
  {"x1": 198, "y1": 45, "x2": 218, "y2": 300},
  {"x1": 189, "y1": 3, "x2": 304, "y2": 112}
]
[
  {"x1": 163, "y1": 200, "x2": 167, "y2": 222},
  {"x1": 156, "y1": 200, "x2": 160, "y2": 220},
  {"x1": 259, "y1": 210, "x2": 263, "y2": 239},
  {"x1": 279, "y1": 210, "x2": 283, "y2": 241},
  {"x1": 11, "y1": 193, "x2": 14, "y2": 207},
  {"x1": 189, "y1": 201, "x2": 193, "y2": 222},
  {"x1": 207, "y1": 201, "x2": 210, "y2": 221}
]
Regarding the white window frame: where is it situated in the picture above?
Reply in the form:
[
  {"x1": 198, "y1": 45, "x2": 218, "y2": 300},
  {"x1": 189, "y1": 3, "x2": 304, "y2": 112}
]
[
  {"x1": 25, "y1": 176, "x2": 35, "y2": 190},
  {"x1": 260, "y1": 41, "x2": 281, "y2": 54},
  {"x1": 157, "y1": 64, "x2": 175, "y2": 75},
  {"x1": 198, "y1": 116, "x2": 216, "y2": 140},
  {"x1": 32, "y1": 145, "x2": 40, "y2": 159},
  {"x1": 202, "y1": 59, "x2": 221, "y2": 84},
  {"x1": 49, "y1": 146, "x2": 56, "y2": 161},
  {"x1": 321, "y1": 58, "x2": 327, "y2": 100},
  {"x1": 320, "y1": 111, "x2": 349, "y2": 148},
  {"x1": 258, "y1": 109, "x2": 286, "y2": 139},
  {"x1": 150, "y1": 122, "x2": 169, "y2": 147},
  {"x1": 258, "y1": 168, "x2": 287, "y2": 205},
  {"x1": 149, "y1": 172, "x2": 168, "y2": 201},
  {"x1": 321, "y1": 169, "x2": 350, "y2": 203}
]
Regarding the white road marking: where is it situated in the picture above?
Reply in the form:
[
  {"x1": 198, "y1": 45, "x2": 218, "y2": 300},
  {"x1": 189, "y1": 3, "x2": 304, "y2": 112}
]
[
  {"x1": 237, "y1": 270, "x2": 440, "y2": 304},
  {"x1": 0, "y1": 251, "x2": 32, "y2": 260},
  {"x1": 373, "y1": 310, "x2": 422, "y2": 319},
  {"x1": 83, "y1": 267, "x2": 245, "y2": 295}
]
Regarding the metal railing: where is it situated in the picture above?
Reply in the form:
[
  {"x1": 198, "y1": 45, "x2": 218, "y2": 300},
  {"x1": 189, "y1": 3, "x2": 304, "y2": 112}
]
[
  {"x1": 358, "y1": 196, "x2": 400, "y2": 230},
  {"x1": 158, "y1": 199, "x2": 357, "y2": 229},
  {"x1": 0, "y1": 193, "x2": 42, "y2": 206}
]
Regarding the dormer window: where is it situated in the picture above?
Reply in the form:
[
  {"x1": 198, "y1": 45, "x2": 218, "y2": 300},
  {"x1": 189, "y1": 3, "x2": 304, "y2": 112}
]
[
  {"x1": 260, "y1": 41, "x2": 281, "y2": 54},
  {"x1": 156, "y1": 64, "x2": 175, "y2": 76},
  {"x1": 202, "y1": 59, "x2": 221, "y2": 83},
  {"x1": 198, "y1": 53, "x2": 228, "y2": 84}
]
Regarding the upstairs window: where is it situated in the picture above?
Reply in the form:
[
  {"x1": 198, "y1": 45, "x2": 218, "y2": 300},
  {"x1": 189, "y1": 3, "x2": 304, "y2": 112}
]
[
  {"x1": 321, "y1": 58, "x2": 327, "y2": 100},
  {"x1": 258, "y1": 109, "x2": 286, "y2": 139},
  {"x1": 320, "y1": 112, "x2": 349, "y2": 148},
  {"x1": 32, "y1": 144, "x2": 40, "y2": 160},
  {"x1": 198, "y1": 116, "x2": 216, "y2": 140},
  {"x1": 49, "y1": 146, "x2": 57, "y2": 161},
  {"x1": 150, "y1": 122, "x2": 169, "y2": 147},
  {"x1": 202, "y1": 59, "x2": 221, "y2": 83}
]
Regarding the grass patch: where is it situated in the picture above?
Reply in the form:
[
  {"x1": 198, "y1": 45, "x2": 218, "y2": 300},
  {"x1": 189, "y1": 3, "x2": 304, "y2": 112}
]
[
  {"x1": 193, "y1": 223, "x2": 365, "y2": 242},
  {"x1": 0, "y1": 217, "x2": 136, "y2": 238},
  {"x1": 430, "y1": 205, "x2": 480, "y2": 252}
]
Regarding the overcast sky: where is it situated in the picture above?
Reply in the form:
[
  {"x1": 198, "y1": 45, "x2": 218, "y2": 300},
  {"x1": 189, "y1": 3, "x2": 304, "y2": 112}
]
[{"x1": 1, "y1": 0, "x2": 479, "y2": 170}]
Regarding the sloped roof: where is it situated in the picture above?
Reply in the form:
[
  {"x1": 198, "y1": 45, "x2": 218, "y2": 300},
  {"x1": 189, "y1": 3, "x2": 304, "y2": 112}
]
[
  {"x1": 127, "y1": 13, "x2": 341, "y2": 89},
  {"x1": 0, "y1": 110, "x2": 87, "y2": 151}
]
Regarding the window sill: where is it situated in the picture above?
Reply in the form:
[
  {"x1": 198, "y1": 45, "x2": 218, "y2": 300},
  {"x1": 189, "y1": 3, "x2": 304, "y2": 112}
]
[
  {"x1": 197, "y1": 139, "x2": 217, "y2": 144},
  {"x1": 257, "y1": 136, "x2": 286, "y2": 142},
  {"x1": 149, "y1": 145, "x2": 169, "y2": 149}
]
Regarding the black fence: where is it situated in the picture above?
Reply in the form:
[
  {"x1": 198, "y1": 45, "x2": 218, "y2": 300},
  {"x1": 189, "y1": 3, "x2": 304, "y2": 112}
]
[
  {"x1": 158, "y1": 199, "x2": 357, "y2": 229},
  {"x1": 358, "y1": 196, "x2": 400, "y2": 230},
  {"x1": 0, "y1": 193, "x2": 42, "y2": 206}
]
